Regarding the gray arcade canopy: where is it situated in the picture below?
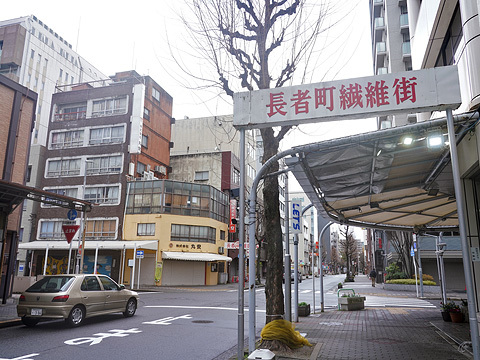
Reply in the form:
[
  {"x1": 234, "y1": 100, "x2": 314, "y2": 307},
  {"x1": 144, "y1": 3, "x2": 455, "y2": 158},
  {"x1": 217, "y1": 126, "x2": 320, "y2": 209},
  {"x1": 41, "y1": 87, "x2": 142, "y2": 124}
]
[{"x1": 284, "y1": 112, "x2": 478, "y2": 232}]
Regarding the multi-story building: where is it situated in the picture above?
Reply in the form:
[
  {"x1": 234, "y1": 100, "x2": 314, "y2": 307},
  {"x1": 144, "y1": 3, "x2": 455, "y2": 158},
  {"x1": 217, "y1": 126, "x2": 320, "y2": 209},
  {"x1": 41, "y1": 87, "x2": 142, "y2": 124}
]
[
  {"x1": 0, "y1": 74, "x2": 37, "y2": 301},
  {"x1": 19, "y1": 70, "x2": 173, "y2": 282},
  {"x1": 368, "y1": 0, "x2": 480, "y2": 299},
  {"x1": 370, "y1": 0, "x2": 414, "y2": 128},
  {"x1": 123, "y1": 179, "x2": 230, "y2": 286},
  {"x1": 169, "y1": 115, "x2": 258, "y2": 281},
  {"x1": 0, "y1": 15, "x2": 107, "y2": 270}
]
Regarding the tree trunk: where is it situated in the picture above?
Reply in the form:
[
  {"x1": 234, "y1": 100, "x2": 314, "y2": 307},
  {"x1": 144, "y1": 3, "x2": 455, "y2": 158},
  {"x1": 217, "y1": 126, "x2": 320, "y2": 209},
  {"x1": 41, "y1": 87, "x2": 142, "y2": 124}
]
[{"x1": 262, "y1": 128, "x2": 284, "y2": 323}]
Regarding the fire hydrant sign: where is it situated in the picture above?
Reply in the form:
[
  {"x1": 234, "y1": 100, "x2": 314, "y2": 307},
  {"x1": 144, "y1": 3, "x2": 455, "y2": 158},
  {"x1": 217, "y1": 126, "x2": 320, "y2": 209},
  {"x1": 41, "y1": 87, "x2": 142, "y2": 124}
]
[
  {"x1": 233, "y1": 66, "x2": 461, "y2": 129},
  {"x1": 62, "y1": 225, "x2": 80, "y2": 244}
]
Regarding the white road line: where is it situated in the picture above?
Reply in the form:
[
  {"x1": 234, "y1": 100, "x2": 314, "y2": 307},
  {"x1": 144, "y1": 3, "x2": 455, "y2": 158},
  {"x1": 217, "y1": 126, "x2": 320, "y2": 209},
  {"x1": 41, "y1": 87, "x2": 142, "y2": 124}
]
[{"x1": 145, "y1": 305, "x2": 266, "y2": 312}]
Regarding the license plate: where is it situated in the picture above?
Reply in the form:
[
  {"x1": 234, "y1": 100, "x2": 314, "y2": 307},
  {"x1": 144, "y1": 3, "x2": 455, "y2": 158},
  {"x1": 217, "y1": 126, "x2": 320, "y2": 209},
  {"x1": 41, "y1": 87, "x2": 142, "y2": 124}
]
[{"x1": 31, "y1": 308, "x2": 42, "y2": 316}]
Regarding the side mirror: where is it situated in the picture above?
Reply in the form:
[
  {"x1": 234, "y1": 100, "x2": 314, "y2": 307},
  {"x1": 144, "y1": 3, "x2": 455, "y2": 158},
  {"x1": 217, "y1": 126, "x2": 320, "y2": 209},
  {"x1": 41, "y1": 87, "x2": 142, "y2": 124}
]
[{"x1": 119, "y1": 284, "x2": 126, "y2": 290}]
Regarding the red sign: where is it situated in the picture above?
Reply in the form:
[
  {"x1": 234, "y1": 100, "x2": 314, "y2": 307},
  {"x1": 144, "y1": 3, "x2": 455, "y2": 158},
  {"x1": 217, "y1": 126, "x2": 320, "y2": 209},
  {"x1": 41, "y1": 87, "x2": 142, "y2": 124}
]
[
  {"x1": 229, "y1": 199, "x2": 237, "y2": 233},
  {"x1": 62, "y1": 225, "x2": 80, "y2": 244}
]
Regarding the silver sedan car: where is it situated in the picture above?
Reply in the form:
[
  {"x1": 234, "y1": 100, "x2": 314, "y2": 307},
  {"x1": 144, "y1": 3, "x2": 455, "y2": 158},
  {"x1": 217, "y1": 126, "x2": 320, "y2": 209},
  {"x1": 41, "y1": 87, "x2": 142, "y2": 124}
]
[{"x1": 17, "y1": 274, "x2": 139, "y2": 327}]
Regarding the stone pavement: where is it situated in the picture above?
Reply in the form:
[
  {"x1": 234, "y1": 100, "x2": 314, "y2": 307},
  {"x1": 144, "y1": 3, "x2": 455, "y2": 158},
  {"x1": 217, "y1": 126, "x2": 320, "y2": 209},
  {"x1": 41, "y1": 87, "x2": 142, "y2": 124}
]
[{"x1": 277, "y1": 275, "x2": 473, "y2": 360}]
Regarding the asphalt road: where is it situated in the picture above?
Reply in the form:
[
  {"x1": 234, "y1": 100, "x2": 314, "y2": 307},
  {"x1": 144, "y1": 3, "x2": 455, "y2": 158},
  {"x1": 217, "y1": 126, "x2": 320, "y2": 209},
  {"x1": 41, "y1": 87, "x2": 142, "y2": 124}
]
[{"x1": 0, "y1": 274, "x2": 372, "y2": 360}]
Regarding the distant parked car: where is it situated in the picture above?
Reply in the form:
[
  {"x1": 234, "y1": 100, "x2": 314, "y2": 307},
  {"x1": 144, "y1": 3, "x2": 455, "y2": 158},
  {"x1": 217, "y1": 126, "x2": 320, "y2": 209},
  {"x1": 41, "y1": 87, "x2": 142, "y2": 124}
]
[
  {"x1": 17, "y1": 274, "x2": 138, "y2": 327},
  {"x1": 283, "y1": 269, "x2": 302, "y2": 283}
]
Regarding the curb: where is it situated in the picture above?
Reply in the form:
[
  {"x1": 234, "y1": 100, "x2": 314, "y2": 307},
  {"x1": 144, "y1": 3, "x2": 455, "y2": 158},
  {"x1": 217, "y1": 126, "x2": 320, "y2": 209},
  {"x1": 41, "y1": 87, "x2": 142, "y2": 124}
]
[{"x1": 0, "y1": 319, "x2": 22, "y2": 328}]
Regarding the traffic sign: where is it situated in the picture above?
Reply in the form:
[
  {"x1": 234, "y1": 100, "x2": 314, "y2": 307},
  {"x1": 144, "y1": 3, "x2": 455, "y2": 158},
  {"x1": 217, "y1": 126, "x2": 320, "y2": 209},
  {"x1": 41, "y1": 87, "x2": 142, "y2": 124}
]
[
  {"x1": 67, "y1": 209, "x2": 77, "y2": 220},
  {"x1": 62, "y1": 224, "x2": 80, "y2": 244},
  {"x1": 136, "y1": 250, "x2": 144, "y2": 259},
  {"x1": 410, "y1": 246, "x2": 415, "y2": 257}
]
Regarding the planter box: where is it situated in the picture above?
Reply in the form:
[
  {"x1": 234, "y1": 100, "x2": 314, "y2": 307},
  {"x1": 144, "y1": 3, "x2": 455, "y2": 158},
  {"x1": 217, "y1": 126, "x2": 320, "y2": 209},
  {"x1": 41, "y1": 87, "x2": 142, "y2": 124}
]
[
  {"x1": 298, "y1": 304, "x2": 311, "y2": 316},
  {"x1": 338, "y1": 296, "x2": 366, "y2": 311},
  {"x1": 384, "y1": 283, "x2": 441, "y2": 293}
]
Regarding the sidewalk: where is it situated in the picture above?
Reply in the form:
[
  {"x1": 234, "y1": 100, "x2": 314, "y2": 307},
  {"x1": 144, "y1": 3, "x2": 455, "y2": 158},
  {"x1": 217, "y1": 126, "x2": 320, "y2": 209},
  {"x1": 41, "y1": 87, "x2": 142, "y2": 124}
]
[
  {"x1": 280, "y1": 275, "x2": 473, "y2": 360},
  {"x1": 1, "y1": 276, "x2": 474, "y2": 359}
]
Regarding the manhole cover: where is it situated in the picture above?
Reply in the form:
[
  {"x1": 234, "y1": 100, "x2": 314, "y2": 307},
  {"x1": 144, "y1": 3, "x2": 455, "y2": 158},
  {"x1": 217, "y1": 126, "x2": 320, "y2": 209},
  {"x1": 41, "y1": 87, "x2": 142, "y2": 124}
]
[{"x1": 192, "y1": 320, "x2": 214, "y2": 324}]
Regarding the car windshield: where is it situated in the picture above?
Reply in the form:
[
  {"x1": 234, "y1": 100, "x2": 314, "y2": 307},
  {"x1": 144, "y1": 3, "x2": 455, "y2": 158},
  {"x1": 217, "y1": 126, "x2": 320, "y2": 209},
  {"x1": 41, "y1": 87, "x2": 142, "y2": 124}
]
[{"x1": 26, "y1": 276, "x2": 75, "y2": 293}]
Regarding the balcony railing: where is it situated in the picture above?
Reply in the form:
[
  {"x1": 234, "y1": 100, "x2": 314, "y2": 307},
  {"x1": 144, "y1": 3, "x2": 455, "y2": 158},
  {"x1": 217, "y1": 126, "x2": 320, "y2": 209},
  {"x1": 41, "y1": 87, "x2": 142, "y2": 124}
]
[
  {"x1": 374, "y1": 17, "x2": 385, "y2": 29},
  {"x1": 377, "y1": 67, "x2": 388, "y2": 75},
  {"x1": 376, "y1": 41, "x2": 387, "y2": 53},
  {"x1": 402, "y1": 41, "x2": 411, "y2": 57},
  {"x1": 54, "y1": 111, "x2": 87, "y2": 122}
]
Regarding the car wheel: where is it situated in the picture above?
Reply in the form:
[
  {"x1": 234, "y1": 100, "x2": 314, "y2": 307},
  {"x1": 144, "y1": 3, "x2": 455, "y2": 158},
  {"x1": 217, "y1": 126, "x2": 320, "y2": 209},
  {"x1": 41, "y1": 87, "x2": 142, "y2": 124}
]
[
  {"x1": 66, "y1": 305, "x2": 85, "y2": 327},
  {"x1": 123, "y1": 298, "x2": 137, "y2": 317},
  {"x1": 21, "y1": 317, "x2": 39, "y2": 327}
]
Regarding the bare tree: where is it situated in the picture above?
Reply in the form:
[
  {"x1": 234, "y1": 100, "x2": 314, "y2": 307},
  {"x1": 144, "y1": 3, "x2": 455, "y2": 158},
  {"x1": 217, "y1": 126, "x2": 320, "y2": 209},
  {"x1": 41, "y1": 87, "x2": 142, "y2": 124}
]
[
  {"x1": 386, "y1": 231, "x2": 414, "y2": 278},
  {"x1": 330, "y1": 246, "x2": 339, "y2": 274},
  {"x1": 338, "y1": 225, "x2": 357, "y2": 278},
  {"x1": 175, "y1": 0, "x2": 336, "y2": 328}
]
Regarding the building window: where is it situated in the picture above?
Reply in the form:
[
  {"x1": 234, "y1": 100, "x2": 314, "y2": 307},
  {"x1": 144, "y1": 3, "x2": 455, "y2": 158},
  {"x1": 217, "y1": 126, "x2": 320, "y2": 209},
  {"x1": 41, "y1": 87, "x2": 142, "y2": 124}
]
[
  {"x1": 51, "y1": 130, "x2": 84, "y2": 149},
  {"x1": 26, "y1": 165, "x2": 32, "y2": 182},
  {"x1": 43, "y1": 187, "x2": 78, "y2": 207},
  {"x1": 171, "y1": 224, "x2": 216, "y2": 244},
  {"x1": 65, "y1": 72, "x2": 69, "y2": 82},
  {"x1": 152, "y1": 88, "x2": 160, "y2": 102},
  {"x1": 144, "y1": 107, "x2": 150, "y2": 120},
  {"x1": 89, "y1": 125, "x2": 124, "y2": 145},
  {"x1": 59, "y1": 69, "x2": 63, "y2": 79},
  {"x1": 435, "y1": 5, "x2": 462, "y2": 67},
  {"x1": 92, "y1": 96, "x2": 127, "y2": 117},
  {"x1": 142, "y1": 134, "x2": 148, "y2": 148},
  {"x1": 194, "y1": 171, "x2": 209, "y2": 181},
  {"x1": 54, "y1": 103, "x2": 87, "y2": 121},
  {"x1": 47, "y1": 158, "x2": 81, "y2": 177},
  {"x1": 31, "y1": 49, "x2": 35, "y2": 59},
  {"x1": 39, "y1": 220, "x2": 65, "y2": 239},
  {"x1": 85, "y1": 219, "x2": 117, "y2": 240},
  {"x1": 84, "y1": 185, "x2": 120, "y2": 204},
  {"x1": 137, "y1": 162, "x2": 146, "y2": 174},
  {"x1": 86, "y1": 155, "x2": 122, "y2": 174},
  {"x1": 232, "y1": 168, "x2": 240, "y2": 185},
  {"x1": 220, "y1": 230, "x2": 225, "y2": 240},
  {"x1": 137, "y1": 223, "x2": 155, "y2": 236}
]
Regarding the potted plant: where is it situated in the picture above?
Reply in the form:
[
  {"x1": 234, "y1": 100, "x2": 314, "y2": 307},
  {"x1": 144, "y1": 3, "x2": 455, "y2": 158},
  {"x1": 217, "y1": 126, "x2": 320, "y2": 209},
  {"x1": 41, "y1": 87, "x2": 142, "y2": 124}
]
[
  {"x1": 448, "y1": 302, "x2": 463, "y2": 323},
  {"x1": 440, "y1": 301, "x2": 454, "y2": 322},
  {"x1": 298, "y1": 302, "x2": 311, "y2": 316},
  {"x1": 338, "y1": 293, "x2": 366, "y2": 311},
  {"x1": 338, "y1": 282, "x2": 343, "y2": 289}
]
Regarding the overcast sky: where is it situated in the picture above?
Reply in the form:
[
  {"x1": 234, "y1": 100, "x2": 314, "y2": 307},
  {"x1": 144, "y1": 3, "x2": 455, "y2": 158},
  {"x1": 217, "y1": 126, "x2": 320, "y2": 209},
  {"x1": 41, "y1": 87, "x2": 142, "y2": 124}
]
[{"x1": 2, "y1": 1, "x2": 375, "y2": 130}]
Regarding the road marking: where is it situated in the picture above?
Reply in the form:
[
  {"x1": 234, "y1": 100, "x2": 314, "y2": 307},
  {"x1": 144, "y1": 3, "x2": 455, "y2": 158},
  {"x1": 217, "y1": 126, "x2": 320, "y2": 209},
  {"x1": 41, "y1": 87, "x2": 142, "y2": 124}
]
[
  {"x1": 143, "y1": 314, "x2": 193, "y2": 325},
  {"x1": 145, "y1": 305, "x2": 266, "y2": 312},
  {"x1": 0, "y1": 354, "x2": 39, "y2": 360},
  {"x1": 64, "y1": 328, "x2": 142, "y2": 346}
]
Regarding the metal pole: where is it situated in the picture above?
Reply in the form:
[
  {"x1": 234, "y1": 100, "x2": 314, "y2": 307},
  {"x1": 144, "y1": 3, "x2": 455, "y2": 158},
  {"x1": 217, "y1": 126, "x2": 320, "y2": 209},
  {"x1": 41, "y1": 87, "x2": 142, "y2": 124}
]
[
  {"x1": 132, "y1": 243, "x2": 137, "y2": 289},
  {"x1": 76, "y1": 161, "x2": 88, "y2": 274},
  {"x1": 94, "y1": 242, "x2": 99, "y2": 274},
  {"x1": 43, "y1": 243, "x2": 49, "y2": 276},
  {"x1": 237, "y1": 129, "x2": 246, "y2": 360},
  {"x1": 248, "y1": 189, "x2": 256, "y2": 354},
  {"x1": 67, "y1": 240, "x2": 72, "y2": 274},
  {"x1": 137, "y1": 256, "x2": 141, "y2": 290},
  {"x1": 293, "y1": 233, "x2": 299, "y2": 322},
  {"x1": 446, "y1": 108, "x2": 480, "y2": 359},
  {"x1": 121, "y1": 245, "x2": 126, "y2": 284},
  {"x1": 311, "y1": 209, "x2": 315, "y2": 314},
  {"x1": 319, "y1": 221, "x2": 333, "y2": 312},
  {"x1": 284, "y1": 172, "x2": 291, "y2": 322},
  {"x1": 414, "y1": 233, "x2": 424, "y2": 297}
]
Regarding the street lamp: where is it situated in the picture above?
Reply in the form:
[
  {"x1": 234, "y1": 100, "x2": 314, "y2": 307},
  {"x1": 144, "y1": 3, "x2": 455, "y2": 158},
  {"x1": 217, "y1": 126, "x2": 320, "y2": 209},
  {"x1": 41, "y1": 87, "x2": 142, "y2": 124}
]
[{"x1": 76, "y1": 159, "x2": 94, "y2": 274}]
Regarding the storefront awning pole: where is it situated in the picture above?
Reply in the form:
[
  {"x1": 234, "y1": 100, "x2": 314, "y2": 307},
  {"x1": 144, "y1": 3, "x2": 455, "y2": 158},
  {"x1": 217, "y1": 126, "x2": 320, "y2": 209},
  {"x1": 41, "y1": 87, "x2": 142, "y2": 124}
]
[
  {"x1": 446, "y1": 108, "x2": 480, "y2": 358},
  {"x1": 94, "y1": 242, "x2": 99, "y2": 274},
  {"x1": 67, "y1": 240, "x2": 73, "y2": 274},
  {"x1": 43, "y1": 243, "x2": 49, "y2": 276}
]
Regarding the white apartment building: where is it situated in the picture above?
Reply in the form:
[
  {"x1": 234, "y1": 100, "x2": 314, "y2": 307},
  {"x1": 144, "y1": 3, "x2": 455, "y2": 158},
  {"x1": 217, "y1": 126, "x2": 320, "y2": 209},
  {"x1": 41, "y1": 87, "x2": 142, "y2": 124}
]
[{"x1": 0, "y1": 15, "x2": 106, "y2": 264}]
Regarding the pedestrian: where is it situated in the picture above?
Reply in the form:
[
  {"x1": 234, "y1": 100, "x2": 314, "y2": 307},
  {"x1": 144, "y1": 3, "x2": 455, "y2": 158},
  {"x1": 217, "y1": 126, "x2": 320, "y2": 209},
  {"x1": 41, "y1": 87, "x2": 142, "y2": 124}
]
[{"x1": 369, "y1": 268, "x2": 377, "y2": 287}]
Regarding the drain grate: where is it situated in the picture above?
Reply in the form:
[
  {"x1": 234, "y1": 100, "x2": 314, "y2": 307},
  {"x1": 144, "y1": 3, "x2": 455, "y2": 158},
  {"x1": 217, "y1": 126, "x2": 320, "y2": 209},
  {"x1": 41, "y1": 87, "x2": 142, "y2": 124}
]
[{"x1": 192, "y1": 320, "x2": 214, "y2": 324}]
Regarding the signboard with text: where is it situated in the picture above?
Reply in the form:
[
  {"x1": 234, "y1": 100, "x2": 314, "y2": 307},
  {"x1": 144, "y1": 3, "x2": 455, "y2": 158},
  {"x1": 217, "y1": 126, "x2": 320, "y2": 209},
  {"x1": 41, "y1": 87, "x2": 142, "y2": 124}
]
[
  {"x1": 229, "y1": 199, "x2": 237, "y2": 233},
  {"x1": 233, "y1": 66, "x2": 461, "y2": 129},
  {"x1": 290, "y1": 198, "x2": 302, "y2": 234}
]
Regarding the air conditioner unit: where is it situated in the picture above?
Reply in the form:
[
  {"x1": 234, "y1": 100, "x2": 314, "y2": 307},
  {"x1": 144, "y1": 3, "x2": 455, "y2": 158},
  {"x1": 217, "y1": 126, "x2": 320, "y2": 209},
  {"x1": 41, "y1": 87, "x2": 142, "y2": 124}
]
[
  {"x1": 142, "y1": 171, "x2": 155, "y2": 180},
  {"x1": 218, "y1": 246, "x2": 224, "y2": 254},
  {"x1": 154, "y1": 165, "x2": 167, "y2": 175}
]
